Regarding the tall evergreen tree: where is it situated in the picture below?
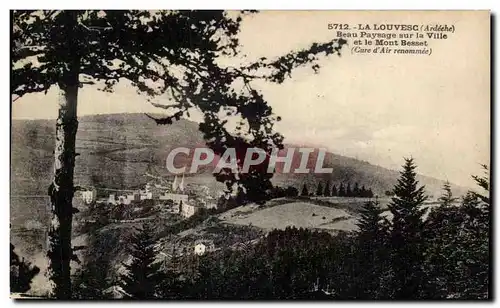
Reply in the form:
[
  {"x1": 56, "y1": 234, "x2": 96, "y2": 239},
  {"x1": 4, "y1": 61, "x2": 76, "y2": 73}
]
[
  {"x1": 338, "y1": 183, "x2": 345, "y2": 197},
  {"x1": 360, "y1": 185, "x2": 368, "y2": 197},
  {"x1": 301, "y1": 184, "x2": 309, "y2": 197},
  {"x1": 354, "y1": 200, "x2": 387, "y2": 299},
  {"x1": 367, "y1": 188, "x2": 374, "y2": 198},
  {"x1": 235, "y1": 186, "x2": 248, "y2": 205},
  {"x1": 119, "y1": 224, "x2": 165, "y2": 299},
  {"x1": 346, "y1": 183, "x2": 352, "y2": 197},
  {"x1": 13, "y1": 10, "x2": 346, "y2": 297},
  {"x1": 353, "y1": 182, "x2": 360, "y2": 197},
  {"x1": 331, "y1": 185, "x2": 338, "y2": 197},
  {"x1": 71, "y1": 226, "x2": 116, "y2": 299},
  {"x1": 316, "y1": 182, "x2": 324, "y2": 196},
  {"x1": 387, "y1": 158, "x2": 428, "y2": 299},
  {"x1": 72, "y1": 258, "x2": 113, "y2": 299},
  {"x1": 438, "y1": 181, "x2": 456, "y2": 207},
  {"x1": 323, "y1": 180, "x2": 331, "y2": 197},
  {"x1": 424, "y1": 166, "x2": 490, "y2": 299}
]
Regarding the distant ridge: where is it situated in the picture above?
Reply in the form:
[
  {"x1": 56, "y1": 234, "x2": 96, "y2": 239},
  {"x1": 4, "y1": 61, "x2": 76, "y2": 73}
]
[{"x1": 11, "y1": 113, "x2": 470, "y2": 225}]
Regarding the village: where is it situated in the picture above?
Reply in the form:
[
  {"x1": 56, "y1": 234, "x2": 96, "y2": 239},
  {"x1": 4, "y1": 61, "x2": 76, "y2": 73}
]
[
  {"x1": 79, "y1": 174, "x2": 218, "y2": 219},
  {"x1": 76, "y1": 174, "x2": 226, "y2": 258}
]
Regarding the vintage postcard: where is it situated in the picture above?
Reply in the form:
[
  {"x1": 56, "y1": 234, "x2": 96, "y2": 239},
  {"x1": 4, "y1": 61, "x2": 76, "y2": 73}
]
[{"x1": 10, "y1": 10, "x2": 490, "y2": 300}]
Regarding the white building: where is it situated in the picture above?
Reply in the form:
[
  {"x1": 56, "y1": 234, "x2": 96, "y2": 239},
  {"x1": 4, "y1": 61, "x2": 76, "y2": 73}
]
[
  {"x1": 81, "y1": 188, "x2": 97, "y2": 204},
  {"x1": 194, "y1": 240, "x2": 215, "y2": 256},
  {"x1": 140, "y1": 191, "x2": 154, "y2": 200},
  {"x1": 205, "y1": 202, "x2": 217, "y2": 210},
  {"x1": 116, "y1": 192, "x2": 140, "y2": 205},
  {"x1": 117, "y1": 195, "x2": 129, "y2": 205},
  {"x1": 181, "y1": 202, "x2": 199, "y2": 218},
  {"x1": 159, "y1": 193, "x2": 189, "y2": 203},
  {"x1": 108, "y1": 193, "x2": 116, "y2": 204}
]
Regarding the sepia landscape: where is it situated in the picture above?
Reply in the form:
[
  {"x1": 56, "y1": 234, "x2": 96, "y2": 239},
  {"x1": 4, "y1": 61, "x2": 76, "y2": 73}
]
[{"x1": 11, "y1": 10, "x2": 490, "y2": 300}]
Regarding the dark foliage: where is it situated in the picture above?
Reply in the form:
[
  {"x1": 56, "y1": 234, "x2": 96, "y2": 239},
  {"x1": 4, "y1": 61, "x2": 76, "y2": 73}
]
[
  {"x1": 301, "y1": 184, "x2": 309, "y2": 197},
  {"x1": 118, "y1": 224, "x2": 166, "y2": 299},
  {"x1": 270, "y1": 186, "x2": 299, "y2": 198},
  {"x1": 323, "y1": 180, "x2": 331, "y2": 197},
  {"x1": 316, "y1": 182, "x2": 323, "y2": 196},
  {"x1": 386, "y1": 158, "x2": 428, "y2": 299},
  {"x1": 338, "y1": 183, "x2": 345, "y2": 197},
  {"x1": 10, "y1": 243, "x2": 40, "y2": 294},
  {"x1": 67, "y1": 162, "x2": 490, "y2": 300},
  {"x1": 423, "y1": 167, "x2": 490, "y2": 299},
  {"x1": 184, "y1": 227, "x2": 355, "y2": 300},
  {"x1": 331, "y1": 184, "x2": 338, "y2": 197},
  {"x1": 352, "y1": 200, "x2": 390, "y2": 299},
  {"x1": 12, "y1": 10, "x2": 346, "y2": 298},
  {"x1": 345, "y1": 183, "x2": 352, "y2": 197}
]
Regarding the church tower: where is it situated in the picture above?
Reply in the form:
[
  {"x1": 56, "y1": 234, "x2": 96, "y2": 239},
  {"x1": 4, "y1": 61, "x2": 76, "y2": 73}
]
[
  {"x1": 172, "y1": 175, "x2": 178, "y2": 192},
  {"x1": 179, "y1": 174, "x2": 185, "y2": 192}
]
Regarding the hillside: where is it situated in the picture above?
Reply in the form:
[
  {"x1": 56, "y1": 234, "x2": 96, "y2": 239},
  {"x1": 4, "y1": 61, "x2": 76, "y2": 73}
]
[{"x1": 11, "y1": 113, "x2": 468, "y2": 228}]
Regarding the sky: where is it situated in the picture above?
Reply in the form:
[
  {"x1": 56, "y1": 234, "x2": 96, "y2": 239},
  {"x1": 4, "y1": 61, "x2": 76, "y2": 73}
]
[{"x1": 12, "y1": 11, "x2": 490, "y2": 188}]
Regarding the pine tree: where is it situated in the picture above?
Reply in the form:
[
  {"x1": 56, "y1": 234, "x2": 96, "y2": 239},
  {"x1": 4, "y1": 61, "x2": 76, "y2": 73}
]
[
  {"x1": 13, "y1": 10, "x2": 346, "y2": 297},
  {"x1": 424, "y1": 166, "x2": 490, "y2": 299},
  {"x1": 119, "y1": 224, "x2": 165, "y2": 299},
  {"x1": 346, "y1": 183, "x2": 352, "y2": 197},
  {"x1": 316, "y1": 182, "x2": 323, "y2": 196},
  {"x1": 438, "y1": 181, "x2": 456, "y2": 207},
  {"x1": 301, "y1": 184, "x2": 309, "y2": 197},
  {"x1": 423, "y1": 182, "x2": 460, "y2": 298},
  {"x1": 71, "y1": 227, "x2": 115, "y2": 299},
  {"x1": 360, "y1": 185, "x2": 368, "y2": 197},
  {"x1": 357, "y1": 200, "x2": 385, "y2": 246},
  {"x1": 72, "y1": 259, "x2": 113, "y2": 299},
  {"x1": 353, "y1": 182, "x2": 360, "y2": 197},
  {"x1": 367, "y1": 188, "x2": 374, "y2": 198},
  {"x1": 388, "y1": 158, "x2": 428, "y2": 299},
  {"x1": 331, "y1": 185, "x2": 338, "y2": 197},
  {"x1": 338, "y1": 183, "x2": 345, "y2": 197},
  {"x1": 236, "y1": 186, "x2": 248, "y2": 205},
  {"x1": 323, "y1": 180, "x2": 331, "y2": 197},
  {"x1": 354, "y1": 200, "x2": 387, "y2": 299}
]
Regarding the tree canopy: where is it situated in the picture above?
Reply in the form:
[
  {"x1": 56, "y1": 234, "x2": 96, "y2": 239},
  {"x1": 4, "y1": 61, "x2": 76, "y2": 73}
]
[{"x1": 12, "y1": 10, "x2": 346, "y2": 202}]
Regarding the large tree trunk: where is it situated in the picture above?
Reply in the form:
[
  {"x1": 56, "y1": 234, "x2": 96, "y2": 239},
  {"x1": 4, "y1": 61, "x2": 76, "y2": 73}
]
[{"x1": 47, "y1": 65, "x2": 79, "y2": 299}]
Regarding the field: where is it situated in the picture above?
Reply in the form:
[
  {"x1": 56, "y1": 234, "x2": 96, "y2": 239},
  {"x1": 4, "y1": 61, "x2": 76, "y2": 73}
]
[{"x1": 220, "y1": 198, "x2": 365, "y2": 232}]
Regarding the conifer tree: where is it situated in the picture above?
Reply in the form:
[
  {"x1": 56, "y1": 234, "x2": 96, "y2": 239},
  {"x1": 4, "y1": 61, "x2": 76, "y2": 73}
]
[
  {"x1": 72, "y1": 258, "x2": 113, "y2": 299},
  {"x1": 423, "y1": 181, "x2": 460, "y2": 298},
  {"x1": 316, "y1": 182, "x2": 324, "y2": 196},
  {"x1": 438, "y1": 181, "x2": 456, "y2": 207},
  {"x1": 119, "y1": 224, "x2": 165, "y2": 299},
  {"x1": 354, "y1": 200, "x2": 387, "y2": 298},
  {"x1": 346, "y1": 183, "x2": 352, "y2": 197},
  {"x1": 338, "y1": 183, "x2": 345, "y2": 197},
  {"x1": 331, "y1": 185, "x2": 338, "y2": 197},
  {"x1": 367, "y1": 188, "x2": 374, "y2": 198},
  {"x1": 301, "y1": 184, "x2": 309, "y2": 197},
  {"x1": 424, "y1": 166, "x2": 490, "y2": 299},
  {"x1": 353, "y1": 182, "x2": 360, "y2": 197},
  {"x1": 360, "y1": 185, "x2": 368, "y2": 197},
  {"x1": 236, "y1": 186, "x2": 248, "y2": 205},
  {"x1": 387, "y1": 158, "x2": 428, "y2": 299},
  {"x1": 323, "y1": 180, "x2": 331, "y2": 197},
  {"x1": 71, "y1": 227, "x2": 115, "y2": 299}
]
